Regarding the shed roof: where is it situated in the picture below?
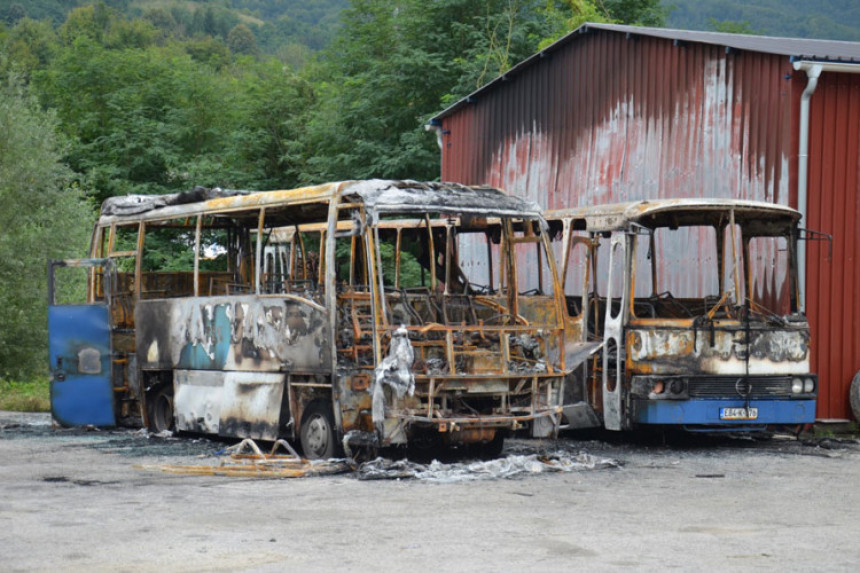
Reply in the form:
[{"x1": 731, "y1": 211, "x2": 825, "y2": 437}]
[{"x1": 432, "y1": 22, "x2": 860, "y2": 121}]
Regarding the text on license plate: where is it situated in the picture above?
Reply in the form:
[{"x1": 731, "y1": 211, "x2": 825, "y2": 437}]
[{"x1": 720, "y1": 407, "x2": 758, "y2": 420}]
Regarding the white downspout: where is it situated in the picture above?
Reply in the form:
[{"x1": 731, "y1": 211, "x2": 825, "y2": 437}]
[
  {"x1": 792, "y1": 60, "x2": 860, "y2": 313},
  {"x1": 792, "y1": 61, "x2": 821, "y2": 314}
]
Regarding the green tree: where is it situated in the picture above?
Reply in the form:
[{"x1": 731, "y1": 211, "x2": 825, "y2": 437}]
[
  {"x1": 302, "y1": 0, "x2": 561, "y2": 183},
  {"x1": 0, "y1": 74, "x2": 92, "y2": 380},
  {"x1": 2, "y1": 17, "x2": 59, "y2": 75},
  {"x1": 708, "y1": 18, "x2": 758, "y2": 34},
  {"x1": 600, "y1": 0, "x2": 667, "y2": 26},
  {"x1": 227, "y1": 23, "x2": 259, "y2": 56}
]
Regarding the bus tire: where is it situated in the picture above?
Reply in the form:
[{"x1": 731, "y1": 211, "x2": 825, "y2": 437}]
[
  {"x1": 850, "y1": 371, "x2": 860, "y2": 423},
  {"x1": 300, "y1": 402, "x2": 341, "y2": 460},
  {"x1": 147, "y1": 386, "x2": 174, "y2": 433}
]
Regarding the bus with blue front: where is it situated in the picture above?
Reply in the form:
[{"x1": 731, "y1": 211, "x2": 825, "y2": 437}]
[{"x1": 546, "y1": 199, "x2": 817, "y2": 432}]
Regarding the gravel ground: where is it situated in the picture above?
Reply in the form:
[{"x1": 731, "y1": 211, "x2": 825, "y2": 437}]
[{"x1": 1, "y1": 411, "x2": 859, "y2": 572}]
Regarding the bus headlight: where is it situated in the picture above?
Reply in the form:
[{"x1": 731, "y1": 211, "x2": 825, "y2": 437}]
[
  {"x1": 803, "y1": 378, "x2": 815, "y2": 393},
  {"x1": 791, "y1": 377, "x2": 804, "y2": 394}
]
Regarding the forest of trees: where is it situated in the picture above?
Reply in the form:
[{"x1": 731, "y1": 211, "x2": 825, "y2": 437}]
[
  {"x1": 0, "y1": 0, "x2": 855, "y2": 380},
  {"x1": 667, "y1": 0, "x2": 860, "y2": 41},
  {"x1": 0, "y1": 0, "x2": 667, "y2": 380}
]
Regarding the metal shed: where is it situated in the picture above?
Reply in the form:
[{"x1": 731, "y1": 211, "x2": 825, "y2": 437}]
[{"x1": 430, "y1": 23, "x2": 860, "y2": 421}]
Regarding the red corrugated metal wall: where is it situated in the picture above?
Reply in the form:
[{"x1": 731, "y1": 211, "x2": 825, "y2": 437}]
[
  {"x1": 806, "y1": 73, "x2": 860, "y2": 420},
  {"x1": 439, "y1": 29, "x2": 860, "y2": 419},
  {"x1": 441, "y1": 32, "x2": 796, "y2": 208}
]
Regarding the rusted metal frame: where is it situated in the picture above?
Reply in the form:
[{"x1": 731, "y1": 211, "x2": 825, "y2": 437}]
[
  {"x1": 396, "y1": 408, "x2": 561, "y2": 425},
  {"x1": 539, "y1": 221, "x2": 565, "y2": 333},
  {"x1": 394, "y1": 228, "x2": 402, "y2": 289},
  {"x1": 286, "y1": 374, "x2": 298, "y2": 440},
  {"x1": 537, "y1": 233, "x2": 545, "y2": 294},
  {"x1": 729, "y1": 208, "x2": 741, "y2": 304},
  {"x1": 715, "y1": 222, "x2": 726, "y2": 295},
  {"x1": 296, "y1": 227, "x2": 308, "y2": 281},
  {"x1": 578, "y1": 237, "x2": 594, "y2": 341},
  {"x1": 445, "y1": 330, "x2": 456, "y2": 375},
  {"x1": 788, "y1": 225, "x2": 800, "y2": 312},
  {"x1": 193, "y1": 215, "x2": 202, "y2": 296},
  {"x1": 485, "y1": 232, "x2": 496, "y2": 292},
  {"x1": 97, "y1": 186, "x2": 340, "y2": 227},
  {"x1": 427, "y1": 378, "x2": 435, "y2": 419},
  {"x1": 287, "y1": 225, "x2": 298, "y2": 287},
  {"x1": 349, "y1": 235, "x2": 357, "y2": 286},
  {"x1": 134, "y1": 221, "x2": 145, "y2": 299},
  {"x1": 444, "y1": 223, "x2": 454, "y2": 295},
  {"x1": 365, "y1": 223, "x2": 385, "y2": 366},
  {"x1": 254, "y1": 208, "x2": 266, "y2": 295},
  {"x1": 503, "y1": 219, "x2": 519, "y2": 322},
  {"x1": 317, "y1": 229, "x2": 327, "y2": 287},
  {"x1": 289, "y1": 381, "x2": 332, "y2": 388},
  {"x1": 560, "y1": 218, "x2": 572, "y2": 286},
  {"x1": 626, "y1": 228, "x2": 639, "y2": 319},
  {"x1": 106, "y1": 224, "x2": 117, "y2": 255},
  {"x1": 742, "y1": 233, "x2": 753, "y2": 307},
  {"x1": 325, "y1": 188, "x2": 343, "y2": 431},
  {"x1": 424, "y1": 214, "x2": 437, "y2": 290},
  {"x1": 87, "y1": 225, "x2": 103, "y2": 302},
  {"x1": 648, "y1": 231, "x2": 657, "y2": 297}
]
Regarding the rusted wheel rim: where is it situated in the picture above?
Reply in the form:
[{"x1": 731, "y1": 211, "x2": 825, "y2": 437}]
[{"x1": 305, "y1": 414, "x2": 331, "y2": 458}]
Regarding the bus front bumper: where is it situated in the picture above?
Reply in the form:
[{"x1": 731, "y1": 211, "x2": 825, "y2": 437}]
[{"x1": 632, "y1": 398, "x2": 816, "y2": 426}]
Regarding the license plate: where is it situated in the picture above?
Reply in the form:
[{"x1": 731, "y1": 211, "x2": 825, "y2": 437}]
[{"x1": 720, "y1": 407, "x2": 758, "y2": 420}]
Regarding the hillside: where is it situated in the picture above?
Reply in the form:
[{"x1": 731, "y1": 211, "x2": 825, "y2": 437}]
[
  {"x1": 665, "y1": 0, "x2": 860, "y2": 41},
  {"x1": 0, "y1": 0, "x2": 349, "y2": 55}
]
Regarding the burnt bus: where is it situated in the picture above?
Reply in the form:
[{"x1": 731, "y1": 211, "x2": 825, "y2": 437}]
[
  {"x1": 48, "y1": 180, "x2": 581, "y2": 457},
  {"x1": 546, "y1": 199, "x2": 817, "y2": 431}
]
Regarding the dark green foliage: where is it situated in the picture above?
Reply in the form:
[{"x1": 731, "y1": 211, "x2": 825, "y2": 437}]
[
  {"x1": 0, "y1": 75, "x2": 92, "y2": 380},
  {"x1": 602, "y1": 0, "x2": 667, "y2": 26},
  {"x1": 708, "y1": 18, "x2": 758, "y2": 35},
  {"x1": 300, "y1": 0, "x2": 567, "y2": 183},
  {"x1": 666, "y1": 0, "x2": 860, "y2": 41},
  {"x1": 227, "y1": 23, "x2": 258, "y2": 56}
]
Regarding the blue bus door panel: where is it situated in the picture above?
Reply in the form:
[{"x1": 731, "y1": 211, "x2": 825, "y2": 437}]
[{"x1": 49, "y1": 304, "x2": 116, "y2": 427}]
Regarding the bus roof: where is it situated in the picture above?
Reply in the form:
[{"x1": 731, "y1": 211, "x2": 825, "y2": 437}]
[
  {"x1": 98, "y1": 180, "x2": 541, "y2": 225},
  {"x1": 546, "y1": 199, "x2": 801, "y2": 234}
]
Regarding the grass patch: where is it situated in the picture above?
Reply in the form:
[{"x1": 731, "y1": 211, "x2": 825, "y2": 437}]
[{"x1": 0, "y1": 378, "x2": 50, "y2": 412}]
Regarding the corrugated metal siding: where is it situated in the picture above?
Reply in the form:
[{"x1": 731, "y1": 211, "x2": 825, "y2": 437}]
[
  {"x1": 442, "y1": 32, "x2": 795, "y2": 207},
  {"x1": 440, "y1": 29, "x2": 860, "y2": 419},
  {"x1": 806, "y1": 73, "x2": 860, "y2": 420}
]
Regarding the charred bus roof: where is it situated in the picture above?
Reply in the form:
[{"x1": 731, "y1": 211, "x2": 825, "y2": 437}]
[
  {"x1": 548, "y1": 199, "x2": 801, "y2": 236},
  {"x1": 98, "y1": 180, "x2": 542, "y2": 226}
]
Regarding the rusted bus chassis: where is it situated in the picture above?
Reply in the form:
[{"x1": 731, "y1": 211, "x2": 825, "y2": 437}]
[
  {"x1": 546, "y1": 199, "x2": 817, "y2": 431},
  {"x1": 48, "y1": 180, "x2": 575, "y2": 457}
]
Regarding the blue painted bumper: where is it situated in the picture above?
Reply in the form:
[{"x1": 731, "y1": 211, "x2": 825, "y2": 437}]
[{"x1": 632, "y1": 399, "x2": 816, "y2": 425}]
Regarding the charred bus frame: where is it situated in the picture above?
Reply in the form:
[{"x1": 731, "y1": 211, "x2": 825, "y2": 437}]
[
  {"x1": 546, "y1": 199, "x2": 818, "y2": 431},
  {"x1": 48, "y1": 180, "x2": 574, "y2": 457}
]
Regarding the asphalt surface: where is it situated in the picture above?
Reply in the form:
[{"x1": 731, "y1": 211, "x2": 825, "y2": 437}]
[{"x1": 1, "y1": 411, "x2": 859, "y2": 572}]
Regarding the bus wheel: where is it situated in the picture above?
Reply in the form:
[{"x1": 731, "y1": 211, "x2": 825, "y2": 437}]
[
  {"x1": 300, "y1": 403, "x2": 340, "y2": 460},
  {"x1": 148, "y1": 387, "x2": 174, "y2": 433},
  {"x1": 850, "y1": 370, "x2": 860, "y2": 423}
]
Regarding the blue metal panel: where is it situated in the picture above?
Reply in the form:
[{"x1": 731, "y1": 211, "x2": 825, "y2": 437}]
[
  {"x1": 632, "y1": 399, "x2": 816, "y2": 425},
  {"x1": 49, "y1": 305, "x2": 115, "y2": 427}
]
